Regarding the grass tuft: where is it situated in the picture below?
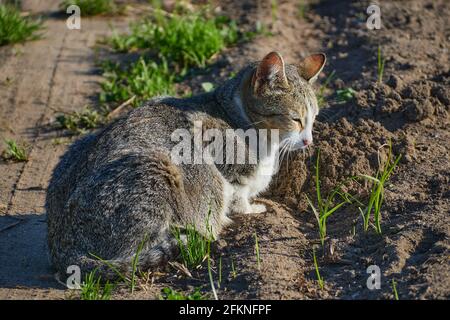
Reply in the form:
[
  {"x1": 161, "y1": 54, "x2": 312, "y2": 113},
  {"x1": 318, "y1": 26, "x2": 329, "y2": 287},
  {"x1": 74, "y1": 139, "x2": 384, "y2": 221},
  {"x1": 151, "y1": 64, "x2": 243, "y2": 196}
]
[
  {"x1": 306, "y1": 149, "x2": 351, "y2": 245},
  {"x1": 172, "y1": 208, "x2": 214, "y2": 269},
  {"x1": 160, "y1": 287, "x2": 205, "y2": 300},
  {"x1": 312, "y1": 247, "x2": 324, "y2": 290},
  {"x1": 230, "y1": 257, "x2": 237, "y2": 279},
  {"x1": 377, "y1": 46, "x2": 386, "y2": 84},
  {"x1": 358, "y1": 141, "x2": 401, "y2": 234},
  {"x1": 109, "y1": 12, "x2": 238, "y2": 71},
  {"x1": 80, "y1": 269, "x2": 114, "y2": 300},
  {"x1": 56, "y1": 107, "x2": 105, "y2": 134},
  {"x1": 100, "y1": 58, "x2": 174, "y2": 107},
  {"x1": 129, "y1": 234, "x2": 147, "y2": 293},
  {"x1": 101, "y1": 9, "x2": 239, "y2": 108},
  {"x1": 61, "y1": 0, "x2": 119, "y2": 16},
  {"x1": 89, "y1": 235, "x2": 148, "y2": 293},
  {"x1": 0, "y1": 4, "x2": 42, "y2": 46},
  {"x1": 173, "y1": 224, "x2": 211, "y2": 269},
  {"x1": 96, "y1": 5, "x2": 261, "y2": 116},
  {"x1": 391, "y1": 279, "x2": 399, "y2": 300},
  {"x1": 336, "y1": 87, "x2": 356, "y2": 102},
  {"x1": 2, "y1": 139, "x2": 28, "y2": 162}
]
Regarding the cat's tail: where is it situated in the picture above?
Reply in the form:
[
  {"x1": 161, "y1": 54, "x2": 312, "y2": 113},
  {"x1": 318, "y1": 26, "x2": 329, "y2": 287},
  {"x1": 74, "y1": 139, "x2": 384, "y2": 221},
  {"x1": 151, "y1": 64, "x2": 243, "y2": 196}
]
[{"x1": 65, "y1": 235, "x2": 179, "y2": 283}]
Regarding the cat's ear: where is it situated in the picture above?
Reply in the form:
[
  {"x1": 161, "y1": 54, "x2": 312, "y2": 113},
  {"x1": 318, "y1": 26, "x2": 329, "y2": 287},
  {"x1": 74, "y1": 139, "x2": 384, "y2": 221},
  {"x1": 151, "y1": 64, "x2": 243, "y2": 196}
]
[
  {"x1": 252, "y1": 51, "x2": 289, "y2": 94},
  {"x1": 298, "y1": 53, "x2": 326, "y2": 83}
]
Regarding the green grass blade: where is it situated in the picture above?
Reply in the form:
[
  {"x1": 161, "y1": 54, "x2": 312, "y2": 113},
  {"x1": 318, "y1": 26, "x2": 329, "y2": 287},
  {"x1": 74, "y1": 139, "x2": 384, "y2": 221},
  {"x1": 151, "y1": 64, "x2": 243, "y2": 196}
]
[
  {"x1": 315, "y1": 150, "x2": 322, "y2": 212},
  {"x1": 88, "y1": 253, "x2": 128, "y2": 283},
  {"x1": 312, "y1": 247, "x2": 324, "y2": 289}
]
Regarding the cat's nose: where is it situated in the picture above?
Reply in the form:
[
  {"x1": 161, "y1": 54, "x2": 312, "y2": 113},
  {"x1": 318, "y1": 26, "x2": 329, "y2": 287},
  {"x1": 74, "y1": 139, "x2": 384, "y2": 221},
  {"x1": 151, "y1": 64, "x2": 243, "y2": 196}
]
[{"x1": 302, "y1": 139, "x2": 311, "y2": 146}]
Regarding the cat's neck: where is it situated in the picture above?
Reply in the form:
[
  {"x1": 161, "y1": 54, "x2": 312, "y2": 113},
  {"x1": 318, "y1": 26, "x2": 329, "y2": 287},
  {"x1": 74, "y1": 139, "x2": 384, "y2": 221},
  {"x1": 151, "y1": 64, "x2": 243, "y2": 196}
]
[{"x1": 215, "y1": 64, "x2": 257, "y2": 130}]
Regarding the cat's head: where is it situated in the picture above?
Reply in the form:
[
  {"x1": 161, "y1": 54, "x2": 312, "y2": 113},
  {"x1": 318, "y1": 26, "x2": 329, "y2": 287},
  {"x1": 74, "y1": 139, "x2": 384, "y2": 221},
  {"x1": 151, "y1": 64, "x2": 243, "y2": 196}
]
[{"x1": 243, "y1": 51, "x2": 326, "y2": 150}]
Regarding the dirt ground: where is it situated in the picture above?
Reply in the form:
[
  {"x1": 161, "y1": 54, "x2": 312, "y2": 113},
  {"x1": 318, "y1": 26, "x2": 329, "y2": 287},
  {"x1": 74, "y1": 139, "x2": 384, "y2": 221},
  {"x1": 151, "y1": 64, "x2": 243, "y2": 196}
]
[{"x1": 0, "y1": 0, "x2": 448, "y2": 300}]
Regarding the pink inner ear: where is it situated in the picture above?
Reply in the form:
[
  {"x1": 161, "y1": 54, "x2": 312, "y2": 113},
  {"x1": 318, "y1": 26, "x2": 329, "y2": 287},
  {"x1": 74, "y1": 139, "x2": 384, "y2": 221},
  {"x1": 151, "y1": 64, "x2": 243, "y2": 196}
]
[
  {"x1": 254, "y1": 52, "x2": 288, "y2": 93},
  {"x1": 301, "y1": 54, "x2": 326, "y2": 81},
  {"x1": 257, "y1": 52, "x2": 284, "y2": 80}
]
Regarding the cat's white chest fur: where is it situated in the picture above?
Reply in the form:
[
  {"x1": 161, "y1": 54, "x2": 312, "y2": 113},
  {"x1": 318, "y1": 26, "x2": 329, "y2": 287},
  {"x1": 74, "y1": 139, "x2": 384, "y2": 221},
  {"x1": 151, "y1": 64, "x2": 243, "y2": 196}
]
[
  {"x1": 228, "y1": 146, "x2": 278, "y2": 214},
  {"x1": 247, "y1": 147, "x2": 278, "y2": 196}
]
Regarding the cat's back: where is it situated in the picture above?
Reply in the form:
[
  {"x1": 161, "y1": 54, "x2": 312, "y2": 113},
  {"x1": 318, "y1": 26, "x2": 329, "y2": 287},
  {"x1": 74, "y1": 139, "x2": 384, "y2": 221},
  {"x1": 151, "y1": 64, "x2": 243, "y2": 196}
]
[
  {"x1": 54, "y1": 98, "x2": 195, "y2": 173},
  {"x1": 102, "y1": 94, "x2": 220, "y2": 152},
  {"x1": 46, "y1": 94, "x2": 221, "y2": 208}
]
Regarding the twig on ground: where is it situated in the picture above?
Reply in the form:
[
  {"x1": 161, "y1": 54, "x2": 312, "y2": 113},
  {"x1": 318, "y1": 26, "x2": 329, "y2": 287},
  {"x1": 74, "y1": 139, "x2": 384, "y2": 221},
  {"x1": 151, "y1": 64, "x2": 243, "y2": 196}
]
[
  {"x1": 106, "y1": 95, "x2": 136, "y2": 120},
  {"x1": 0, "y1": 217, "x2": 24, "y2": 233}
]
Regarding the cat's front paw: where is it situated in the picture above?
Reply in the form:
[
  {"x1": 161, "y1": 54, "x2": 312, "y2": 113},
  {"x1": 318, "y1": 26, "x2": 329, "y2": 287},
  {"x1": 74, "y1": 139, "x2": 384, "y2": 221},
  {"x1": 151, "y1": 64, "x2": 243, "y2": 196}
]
[
  {"x1": 248, "y1": 203, "x2": 267, "y2": 214},
  {"x1": 231, "y1": 198, "x2": 267, "y2": 215}
]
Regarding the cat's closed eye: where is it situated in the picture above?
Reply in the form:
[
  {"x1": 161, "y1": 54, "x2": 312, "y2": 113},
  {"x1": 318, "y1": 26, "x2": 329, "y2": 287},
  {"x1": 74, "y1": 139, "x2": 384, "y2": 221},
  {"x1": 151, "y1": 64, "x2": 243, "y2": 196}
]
[{"x1": 291, "y1": 117, "x2": 305, "y2": 129}]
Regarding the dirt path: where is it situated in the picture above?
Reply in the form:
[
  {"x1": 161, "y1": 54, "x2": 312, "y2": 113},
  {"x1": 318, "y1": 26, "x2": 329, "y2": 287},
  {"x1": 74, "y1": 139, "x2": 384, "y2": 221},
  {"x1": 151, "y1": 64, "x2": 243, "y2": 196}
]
[{"x1": 0, "y1": 0, "x2": 129, "y2": 299}]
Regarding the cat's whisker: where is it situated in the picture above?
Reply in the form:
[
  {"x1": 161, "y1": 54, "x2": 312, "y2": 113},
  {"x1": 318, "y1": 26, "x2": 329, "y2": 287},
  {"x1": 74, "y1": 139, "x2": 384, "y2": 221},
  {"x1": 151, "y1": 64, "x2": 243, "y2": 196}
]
[
  {"x1": 286, "y1": 139, "x2": 295, "y2": 173},
  {"x1": 317, "y1": 108, "x2": 336, "y2": 121},
  {"x1": 276, "y1": 141, "x2": 289, "y2": 173},
  {"x1": 246, "y1": 119, "x2": 266, "y2": 127},
  {"x1": 278, "y1": 139, "x2": 292, "y2": 173},
  {"x1": 317, "y1": 113, "x2": 332, "y2": 122},
  {"x1": 283, "y1": 147, "x2": 290, "y2": 173}
]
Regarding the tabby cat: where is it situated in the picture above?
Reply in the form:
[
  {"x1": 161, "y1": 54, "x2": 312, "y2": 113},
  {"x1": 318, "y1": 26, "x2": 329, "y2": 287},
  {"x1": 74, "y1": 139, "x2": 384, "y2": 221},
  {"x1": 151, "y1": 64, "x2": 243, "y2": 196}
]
[{"x1": 46, "y1": 51, "x2": 326, "y2": 279}]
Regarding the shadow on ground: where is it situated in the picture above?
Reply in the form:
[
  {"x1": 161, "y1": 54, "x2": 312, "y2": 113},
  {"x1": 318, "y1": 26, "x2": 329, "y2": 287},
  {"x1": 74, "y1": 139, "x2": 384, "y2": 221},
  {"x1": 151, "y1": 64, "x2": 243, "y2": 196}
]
[{"x1": 0, "y1": 213, "x2": 63, "y2": 289}]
